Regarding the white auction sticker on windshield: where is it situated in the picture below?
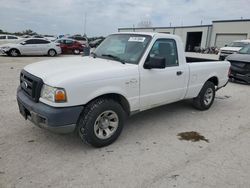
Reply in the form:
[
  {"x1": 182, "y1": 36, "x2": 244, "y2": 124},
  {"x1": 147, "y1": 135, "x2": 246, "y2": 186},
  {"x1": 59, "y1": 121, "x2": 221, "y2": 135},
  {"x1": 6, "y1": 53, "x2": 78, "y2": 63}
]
[{"x1": 128, "y1": 37, "x2": 145, "y2": 42}]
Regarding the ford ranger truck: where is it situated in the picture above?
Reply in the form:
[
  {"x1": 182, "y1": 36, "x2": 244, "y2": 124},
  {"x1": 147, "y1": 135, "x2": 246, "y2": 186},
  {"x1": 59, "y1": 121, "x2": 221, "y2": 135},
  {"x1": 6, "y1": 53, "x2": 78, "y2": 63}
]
[{"x1": 17, "y1": 32, "x2": 230, "y2": 147}]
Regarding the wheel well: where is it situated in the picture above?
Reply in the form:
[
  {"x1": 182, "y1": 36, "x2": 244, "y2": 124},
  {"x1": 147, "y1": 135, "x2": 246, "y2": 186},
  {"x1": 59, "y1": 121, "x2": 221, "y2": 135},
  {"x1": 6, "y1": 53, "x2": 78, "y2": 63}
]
[
  {"x1": 9, "y1": 48, "x2": 20, "y2": 54},
  {"x1": 88, "y1": 93, "x2": 130, "y2": 115},
  {"x1": 207, "y1": 76, "x2": 218, "y2": 86}
]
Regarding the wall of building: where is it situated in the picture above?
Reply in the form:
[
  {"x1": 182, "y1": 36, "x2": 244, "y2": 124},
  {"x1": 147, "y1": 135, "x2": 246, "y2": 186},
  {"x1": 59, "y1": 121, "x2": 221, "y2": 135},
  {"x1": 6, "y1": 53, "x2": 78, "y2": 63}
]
[
  {"x1": 174, "y1": 26, "x2": 211, "y2": 48},
  {"x1": 118, "y1": 19, "x2": 250, "y2": 50},
  {"x1": 210, "y1": 20, "x2": 250, "y2": 47},
  {"x1": 118, "y1": 26, "x2": 211, "y2": 48}
]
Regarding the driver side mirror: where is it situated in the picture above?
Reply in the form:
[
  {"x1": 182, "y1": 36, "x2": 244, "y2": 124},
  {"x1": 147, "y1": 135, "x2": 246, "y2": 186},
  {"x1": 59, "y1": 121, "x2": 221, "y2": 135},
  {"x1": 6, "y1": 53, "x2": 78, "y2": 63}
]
[
  {"x1": 224, "y1": 44, "x2": 228, "y2": 47},
  {"x1": 20, "y1": 42, "x2": 26, "y2": 45},
  {"x1": 144, "y1": 56, "x2": 166, "y2": 69}
]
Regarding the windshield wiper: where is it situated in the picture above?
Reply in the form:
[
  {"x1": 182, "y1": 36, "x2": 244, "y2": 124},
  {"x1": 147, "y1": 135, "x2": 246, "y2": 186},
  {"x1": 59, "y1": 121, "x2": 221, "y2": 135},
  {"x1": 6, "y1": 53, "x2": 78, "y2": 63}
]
[{"x1": 101, "y1": 54, "x2": 125, "y2": 64}]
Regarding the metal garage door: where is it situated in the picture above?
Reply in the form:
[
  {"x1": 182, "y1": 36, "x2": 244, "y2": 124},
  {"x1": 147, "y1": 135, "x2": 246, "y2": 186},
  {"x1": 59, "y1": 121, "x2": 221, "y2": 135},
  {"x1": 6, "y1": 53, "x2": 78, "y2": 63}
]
[{"x1": 215, "y1": 34, "x2": 247, "y2": 48}]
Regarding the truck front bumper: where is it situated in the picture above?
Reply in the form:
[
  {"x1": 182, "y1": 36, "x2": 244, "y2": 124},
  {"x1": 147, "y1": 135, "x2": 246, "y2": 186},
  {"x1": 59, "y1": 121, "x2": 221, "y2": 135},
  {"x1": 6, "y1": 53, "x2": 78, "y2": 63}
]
[{"x1": 17, "y1": 87, "x2": 83, "y2": 133}]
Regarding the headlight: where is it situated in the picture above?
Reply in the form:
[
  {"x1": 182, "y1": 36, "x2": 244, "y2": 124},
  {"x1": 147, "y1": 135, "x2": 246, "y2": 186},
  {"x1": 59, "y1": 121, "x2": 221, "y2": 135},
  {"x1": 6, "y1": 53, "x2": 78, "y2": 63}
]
[
  {"x1": 1, "y1": 46, "x2": 10, "y2": 50},
  {"x1": 40, "y1": 84, "x2": 67, "y2": 103}
]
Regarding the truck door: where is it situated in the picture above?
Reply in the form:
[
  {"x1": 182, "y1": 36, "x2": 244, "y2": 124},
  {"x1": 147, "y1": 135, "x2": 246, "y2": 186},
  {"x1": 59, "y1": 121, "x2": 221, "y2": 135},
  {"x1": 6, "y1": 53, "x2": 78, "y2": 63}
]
[{"x1": 139, "y1": 38, "x2": 188, "y2": 109}]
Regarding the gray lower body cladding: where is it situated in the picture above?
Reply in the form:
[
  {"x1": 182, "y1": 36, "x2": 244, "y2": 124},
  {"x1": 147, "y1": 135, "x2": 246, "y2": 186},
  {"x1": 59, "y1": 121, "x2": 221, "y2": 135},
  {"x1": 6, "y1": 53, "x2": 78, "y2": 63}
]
[{"x1": 17, "y1": 87, "x2": 83, "y2": 133}]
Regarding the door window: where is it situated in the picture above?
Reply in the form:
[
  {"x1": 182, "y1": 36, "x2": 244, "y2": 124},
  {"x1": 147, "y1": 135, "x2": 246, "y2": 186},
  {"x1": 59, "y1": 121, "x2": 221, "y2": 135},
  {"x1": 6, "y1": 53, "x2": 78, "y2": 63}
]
[
  {"x1": 25, "y1": 39, "x2": 50, "y2": 44},
  {"x1": 8, "y1": 36, "x2": 18, "y2": 39},
  {"x1": 65, "y1": 40, "x2": 73, "y2": 44},
  {"x1": 35, "y1": 39, "x2": 50, "y2": 44},
  {"x1": 148, "y1": 39, "x2": 179, "y2": 66},
  {"x1": 25, "y1": 39, "x2": 37, "y2": 44},
  {"x1": 0, "y1": 36, "x2": 6, "y2": 39}
]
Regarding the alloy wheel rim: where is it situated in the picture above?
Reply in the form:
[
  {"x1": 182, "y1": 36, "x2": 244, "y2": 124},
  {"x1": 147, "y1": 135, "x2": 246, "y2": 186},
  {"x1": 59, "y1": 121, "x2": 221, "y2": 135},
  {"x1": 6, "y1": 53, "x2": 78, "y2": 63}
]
[
  {"x1": 50, "y1": 50, "x2": 55, "y2": 56},
  {"x1": 11, "y1": 50, "x2": 18, "y2": 56},
  {"x1": 204, "y1": 88, "x2": 213, "y2": 105},
  {"x1": 94, "y1": 110, "x2": 119, "y2": 139}
]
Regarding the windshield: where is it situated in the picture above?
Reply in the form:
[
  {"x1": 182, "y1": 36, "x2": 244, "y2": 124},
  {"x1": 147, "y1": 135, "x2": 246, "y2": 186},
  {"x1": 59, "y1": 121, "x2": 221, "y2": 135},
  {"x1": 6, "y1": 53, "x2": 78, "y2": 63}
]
[
  {"x1": 94, "y1": 34, "x2": 151, "y2": 64},
  {"x1": 228, "y1": 42, "x2": 249, "y2": 48},
  {"x1": 239, "y1": 44, "x2": 250, "y2": 54}
]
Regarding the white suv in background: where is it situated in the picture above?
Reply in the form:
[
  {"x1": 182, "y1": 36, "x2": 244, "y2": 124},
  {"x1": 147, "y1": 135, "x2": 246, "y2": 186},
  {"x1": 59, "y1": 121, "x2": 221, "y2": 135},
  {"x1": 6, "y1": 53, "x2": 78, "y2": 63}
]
[
  {"x1": 0, "y1": 38, "x2": 61, "y2": 57},
  {"x1": 219, "y1": 39, "x2": 250, "y2": 60},
  {"x1": 0, "y1": 34, "x2": 21, "y2": 45}
]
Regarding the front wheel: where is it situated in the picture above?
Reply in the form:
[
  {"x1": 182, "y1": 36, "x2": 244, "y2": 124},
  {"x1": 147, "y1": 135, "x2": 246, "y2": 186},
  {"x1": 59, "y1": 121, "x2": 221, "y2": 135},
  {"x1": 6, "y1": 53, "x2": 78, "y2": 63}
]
[
  {"x1": 192, "y1": 81, "x2": 215, "y2": 110},
  {"x1": 77, "y1": 98, "x2": 125, "y2": 147},
  {"x1": 9, "y1": 49, "x2": 19, "y2": 57}
]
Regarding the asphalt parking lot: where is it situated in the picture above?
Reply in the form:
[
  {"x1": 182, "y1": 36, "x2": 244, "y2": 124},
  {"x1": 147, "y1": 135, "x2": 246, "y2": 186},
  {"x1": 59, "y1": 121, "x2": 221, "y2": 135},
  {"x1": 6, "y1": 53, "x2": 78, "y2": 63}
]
[{"x1": 0, "y1": 55, "x2": 250, "y2": 188}]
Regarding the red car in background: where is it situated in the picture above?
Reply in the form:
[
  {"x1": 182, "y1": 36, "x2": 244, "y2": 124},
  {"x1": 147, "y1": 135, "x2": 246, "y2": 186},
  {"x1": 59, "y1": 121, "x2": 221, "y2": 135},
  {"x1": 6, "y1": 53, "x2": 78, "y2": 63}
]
[{"x1": 55, "y1": 38, "x2": 85, "y2": 55}]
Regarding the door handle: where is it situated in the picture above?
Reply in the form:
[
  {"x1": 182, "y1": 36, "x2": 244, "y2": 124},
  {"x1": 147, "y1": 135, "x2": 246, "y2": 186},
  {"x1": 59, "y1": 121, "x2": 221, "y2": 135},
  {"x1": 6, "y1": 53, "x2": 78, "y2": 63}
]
[{"x1": 176, "y1": 71, "x2": 183, "y2": 76}]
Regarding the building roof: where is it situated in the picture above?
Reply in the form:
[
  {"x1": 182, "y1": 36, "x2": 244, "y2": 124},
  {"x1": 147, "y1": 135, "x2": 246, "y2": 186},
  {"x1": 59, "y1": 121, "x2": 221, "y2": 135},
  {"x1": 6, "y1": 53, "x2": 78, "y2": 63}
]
[
  {"x1": 118, "y1": 24, "x2": 212, "y2": 31},
  {"x1": 119, "y1": 19, "x2": 250, "y2": 31},
  {"x1": 213, "y1": 19, "x2": 250, "y2": 23}
]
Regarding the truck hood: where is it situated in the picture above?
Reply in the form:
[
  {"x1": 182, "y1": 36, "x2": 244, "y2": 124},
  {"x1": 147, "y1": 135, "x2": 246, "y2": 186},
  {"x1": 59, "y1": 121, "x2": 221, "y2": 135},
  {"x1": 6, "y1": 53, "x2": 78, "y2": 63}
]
[
  {"x1": 220, "y1": 47, "x2": 242, "y2": 52},
  {"x1": 227, "y1": 53, "x2": 250, "y2": 63},
  {"x1": 24, "y1": 56, "x2": 138, "y2": 86}
]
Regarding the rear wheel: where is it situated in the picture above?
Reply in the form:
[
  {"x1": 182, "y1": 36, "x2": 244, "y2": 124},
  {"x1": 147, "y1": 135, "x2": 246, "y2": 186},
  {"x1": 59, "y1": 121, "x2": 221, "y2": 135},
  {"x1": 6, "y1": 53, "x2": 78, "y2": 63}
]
[
  {"x1": 192, "y1": 81, "x2": 215, "y2": 110},
  {"x1": 48, "y1": 49, "x2": 56, "y2": 57},
  {"x1": 77, "y1": 98, "x2": 125, "y2": 147},
  {"x1": 9, "y1": 49, "x2": 19, "y2": 57}
]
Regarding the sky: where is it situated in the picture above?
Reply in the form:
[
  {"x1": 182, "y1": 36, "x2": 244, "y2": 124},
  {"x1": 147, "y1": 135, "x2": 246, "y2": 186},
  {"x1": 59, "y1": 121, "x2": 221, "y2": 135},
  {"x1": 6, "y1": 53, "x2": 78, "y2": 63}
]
[{"x1": 0, "y1": 0, "x2": 249, "y2": 37}]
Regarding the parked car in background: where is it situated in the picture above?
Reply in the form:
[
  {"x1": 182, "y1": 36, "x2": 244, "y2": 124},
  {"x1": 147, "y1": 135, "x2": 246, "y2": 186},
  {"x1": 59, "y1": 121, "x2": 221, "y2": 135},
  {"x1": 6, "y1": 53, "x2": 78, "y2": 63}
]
[
  {"x1": 0, "y1": 34, "x2": 21, "y2": 45},
  {"x1": 219, "y1": 39, "x2": 250, "y2": 60},
  {"x1": 44, "y1": 35, "x2": 57, "y2": 41},
  {"x1": 68, "y1": 35, "x2": 88, "y2": 46},
  {"x1": 21, "y1": 35, "x2": 31, "y2": 38},
  {"x1": 227, "y1": 44, "x2": 250, "y2": 84},
  {"x1": 0, "y1": 38, "x2": 61, "y2": 57},
  {"x1": 89, "y1": 38, "x2": 104, "y2": 48},
  {"x1": 55, "y1": 38, "x2": 84, "y2": 55}
]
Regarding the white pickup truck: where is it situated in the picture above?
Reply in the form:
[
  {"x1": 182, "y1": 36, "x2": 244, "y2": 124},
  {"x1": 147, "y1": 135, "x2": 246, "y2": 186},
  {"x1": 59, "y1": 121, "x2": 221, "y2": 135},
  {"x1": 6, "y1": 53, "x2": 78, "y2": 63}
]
[{"x1": 17, "y1": 32, "x2": 230, "y2": 147}]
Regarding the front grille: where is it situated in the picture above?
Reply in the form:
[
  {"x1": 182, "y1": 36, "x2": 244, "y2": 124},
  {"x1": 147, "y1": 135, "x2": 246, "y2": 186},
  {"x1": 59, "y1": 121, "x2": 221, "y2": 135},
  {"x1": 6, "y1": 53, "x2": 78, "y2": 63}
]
[{"x1": 20, "y1": 70, "x2": 43, "y2": 102}]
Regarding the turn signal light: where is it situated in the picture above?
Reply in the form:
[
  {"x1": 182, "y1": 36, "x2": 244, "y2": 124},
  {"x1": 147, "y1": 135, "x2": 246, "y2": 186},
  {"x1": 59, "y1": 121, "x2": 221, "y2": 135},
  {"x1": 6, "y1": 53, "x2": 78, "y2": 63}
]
[{"x1": 55, "y1": 89, "x2": 67, "y2": 102}]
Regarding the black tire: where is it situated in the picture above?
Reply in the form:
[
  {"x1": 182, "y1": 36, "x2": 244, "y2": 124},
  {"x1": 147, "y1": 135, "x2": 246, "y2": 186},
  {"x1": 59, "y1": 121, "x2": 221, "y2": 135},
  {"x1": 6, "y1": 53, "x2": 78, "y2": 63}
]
[
  {"x1": 77, "y1": 98, "x2": 125, "y2": 147},
  {"x1": 9, "y1": 49, "x2": 20, "y2": 57},
  {"x1": 192, "y1": 81, "x2": 215, "y2": 110},
  {"x1": 73, "y1": 49, "x2": 80, "y2": 55},
  {"x1": 48, "y1": 49, "x2": 57, "y2": 57}
]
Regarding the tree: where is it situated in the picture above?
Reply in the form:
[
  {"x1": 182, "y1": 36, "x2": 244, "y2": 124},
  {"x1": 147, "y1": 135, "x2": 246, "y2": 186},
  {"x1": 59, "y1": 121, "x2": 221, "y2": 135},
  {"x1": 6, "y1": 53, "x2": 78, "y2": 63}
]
[{"x1": 22, "y1": 29, "x2": 37, "y2": 35}]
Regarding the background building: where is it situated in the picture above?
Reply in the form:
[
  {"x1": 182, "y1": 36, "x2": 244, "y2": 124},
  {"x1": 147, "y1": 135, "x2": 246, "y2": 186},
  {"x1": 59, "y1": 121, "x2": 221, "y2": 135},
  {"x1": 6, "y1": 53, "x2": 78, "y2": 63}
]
[{"x1": 118, "y1": 19, "x2": 250, "y2": 52}]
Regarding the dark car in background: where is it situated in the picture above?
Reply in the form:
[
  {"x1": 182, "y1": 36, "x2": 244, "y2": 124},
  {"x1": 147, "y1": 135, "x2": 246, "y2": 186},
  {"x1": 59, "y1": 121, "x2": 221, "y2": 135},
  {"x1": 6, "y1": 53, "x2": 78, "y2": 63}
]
[
  {"x1": 89, "y1": 38, "x2": 104, "y2": 48},
  {"x1": 55, "y1": 38, "x2": 84, "y2": 55},
  {"x1": 227, "y1": 44, "x2": 250, "y2": 84}
]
